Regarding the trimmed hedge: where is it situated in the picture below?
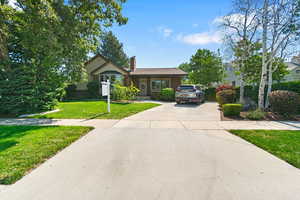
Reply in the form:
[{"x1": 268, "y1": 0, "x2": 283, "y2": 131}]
[
  {"x1": 268, "y1": 90, "x2": 300, "y2": 115},
  {"x1": 223, "y1": 104, "x2": 242, "y2": 117},
  {"x1": 216, "y1": 89, "x2": 236, "y2": 105},
  {"x1": 236, "y1": 81, "x2": 300, "y2": 103},
  {"x1": 160, "y1": 88, "x2": 175, "y2": 101}
]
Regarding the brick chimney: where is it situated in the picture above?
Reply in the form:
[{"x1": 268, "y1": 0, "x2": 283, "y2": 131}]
[{"x1": 130, "y1": 56, "x2": 136, "y2": 72}]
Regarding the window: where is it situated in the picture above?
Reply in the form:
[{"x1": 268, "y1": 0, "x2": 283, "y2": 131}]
[
  {"x1": 151, "y1": 79, "x2": 170, "y2": 92},
  {"x1": 296, "y1": 70, "x2": 300, "y2": 74},
  {"x1": 99, "y1": 71, "x2": 123, "y2": 84}
]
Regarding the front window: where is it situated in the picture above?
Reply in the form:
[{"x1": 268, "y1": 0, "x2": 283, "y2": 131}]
[
  {"x1": 99, "y1": 72, "x2": 123, "y2": 85},
  {"x1": 151, "y1": 79, "x2": 170, "y2": 92}
]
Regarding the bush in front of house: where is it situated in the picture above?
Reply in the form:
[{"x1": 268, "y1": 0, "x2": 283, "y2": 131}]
[
  {"x1": 216, "y1": 89, "x2": 236, "y2": 105},
  {"x1": 64, "y1": 84, "x2": 77, "y2": 99},
  {"x1": 216, "y1": 84, "x2": 235, "y2": 93},
  {"x1": 112, "y1": 83, "x2": 140, "y2": 101},
  {"x1": 205, "y1": 87, "x2": 216, "y2": 101},
  {"x1": 223, "y1": 104, "x2": 242, "y2": 117},
  {"x1": 268, "y1": 90, "x2": 300, "y2": 116},
  {"x1": 87, "y1": 81, "x2": 100, "y2": 98},
  {"x1": 246, "y1": 109, "x2": 266, "y2": 120},
  {"x1": 159, "y1": 88, "x2": 175, "y2": 101}
]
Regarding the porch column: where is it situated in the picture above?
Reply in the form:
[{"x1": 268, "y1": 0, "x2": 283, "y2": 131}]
[{"x1": 147, "y1": 78, "x2": 151, "y2": 96}]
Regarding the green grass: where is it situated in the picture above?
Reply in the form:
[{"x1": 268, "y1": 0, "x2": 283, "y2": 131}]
[
  {"x1": 229, "y1": 130, "x2": 300, "y2": 168},
  {"x1": 32, "y1": 101, "x2": 160, "y2": 119},
  {"x1": 0, "y1": 125, "x2": 93, "y2": 185}
]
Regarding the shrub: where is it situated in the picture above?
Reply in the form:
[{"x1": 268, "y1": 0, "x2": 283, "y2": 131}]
[
  {"x1": 160, "y1": 88, "x2": 175, "y2": 101},
  {"x1": 246, "y1": 109, "x2": 266, "y2": 120},
  {"x1": 205, "y1": 87, "x2": 216, "y2": 101},
  {"x1": 235, "y1": 81, "x2": 300, "y2": 103},
  {"x1": 216, "y1": 89, "x2": 236, "y2": 105},
  {"x1": 268, "y1": 90, "x2": 300, "y2": 115},
  {"x1": 65, "y1": 84, "x2": 77, "y2": 99},
  {"x1": 87, "y1": 81, "x2": 100, "y2": 98},
  {"x1": 112, "y1": 83, "x2": 140, "y2": 101},
  {"x1": 216, "y1": 84, "x2": 234, "y2": 93},
  {"x1": 223, "y1": 104, "x2": 242, "y2": 117}
]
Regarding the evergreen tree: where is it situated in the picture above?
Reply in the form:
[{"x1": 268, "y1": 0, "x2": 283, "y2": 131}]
[{"x1": 97, "y1": 31, "x2": 129, "y2": 68}]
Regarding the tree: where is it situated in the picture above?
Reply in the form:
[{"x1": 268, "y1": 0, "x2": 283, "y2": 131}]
[
  {"x1": 188, "y1": 49, "x2": 223, "y2": 87},
  {"x1": 222, "y1": 0, "x2": 260, "y2": 103},
  {"x1": 243, "y1": 55, "x2": 288, "y2": 84},
  {"x1": 258, "y1": 0, "x2": 300, "y2": 109},
  {"x1": 97, "y1": 31, "x2": 129, "y2": 68},
  {"x1": 0, "y1": 0, "x2": 127, "y2": 115},
  {"x1": 178, "y1": 62, "x2": 191, "y2": 72}
]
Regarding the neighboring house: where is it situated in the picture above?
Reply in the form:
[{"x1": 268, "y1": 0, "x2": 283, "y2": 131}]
[
  {"x1": 76, "y1": 54, "x2": 187, "y2": 97},
  {"x1": 223, "y1": 54, "x2": 300, "y2": 86},
  {"x1": 283, "y1": 56, "x2": 300, "y2": 82}
]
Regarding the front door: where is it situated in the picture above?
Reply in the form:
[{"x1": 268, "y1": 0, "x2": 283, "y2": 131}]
[{"x1": 139, "y1": 79, "x2": 147, "y2": 96}]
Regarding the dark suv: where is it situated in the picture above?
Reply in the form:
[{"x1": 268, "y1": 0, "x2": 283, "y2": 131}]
[{"x1": 175, "y1": 85, "x2": 205, "y2": 104}]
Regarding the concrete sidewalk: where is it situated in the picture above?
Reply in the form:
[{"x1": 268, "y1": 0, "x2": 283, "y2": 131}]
[{"x1": 1, "y1": 118, "x2": 299, "y2": 130}]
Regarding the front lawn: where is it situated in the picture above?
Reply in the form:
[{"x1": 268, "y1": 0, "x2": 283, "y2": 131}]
[
  {"x1": 32, "y1": 101, "x2": 160, "y2": 119},
  {"x1": 229, "y1": 130, "x2": 300, "y2": 168},
  {"x1": 0, "y1": 125, "x2": 93, "y2": 185}
]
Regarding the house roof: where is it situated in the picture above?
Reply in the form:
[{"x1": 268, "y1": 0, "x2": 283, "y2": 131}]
[
  {"x1": 85, "y1": 54, "x2": 129, "y2": 75},
  {"x1": 286, "y1": 62, "x2": 300, "y2": 71},
  {"x1": 130, "y1": 68, "x2": 187, "y2": 76}
]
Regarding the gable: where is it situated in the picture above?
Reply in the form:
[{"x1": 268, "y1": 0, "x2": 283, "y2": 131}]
[
  {"x1": 92, "y1": 62, "x2": 128, "y2": 75},
  {"x1": 85, "y1": 56, "x2": 106, "y2": 74}
]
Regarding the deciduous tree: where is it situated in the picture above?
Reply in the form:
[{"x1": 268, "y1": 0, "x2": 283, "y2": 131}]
[
  {"x1": 0, "y1": 0, "x2": 127, "y2": 115},
  {"x1": 188, "y1": 49, "x2": 223, "y2": 87}
]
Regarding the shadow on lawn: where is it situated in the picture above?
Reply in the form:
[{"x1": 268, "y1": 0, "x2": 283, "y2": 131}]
[
  {"x1": 0, "y1": 126, "x2": 46, "y2": 140},
  {"x1": 0, "y1": 141, "x2": 18, "y2": 152},
  {"x1": 86, "y1": 113, "x2": 108, "y2": 120}
]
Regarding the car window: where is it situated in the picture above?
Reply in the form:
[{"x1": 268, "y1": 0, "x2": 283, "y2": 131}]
[{"x1": 179, "y1": 86, "x2": 194, "y2": 90}]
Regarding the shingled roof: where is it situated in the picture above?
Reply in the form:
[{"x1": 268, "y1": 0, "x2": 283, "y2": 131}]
[{"x1": 130, "y1": 68, "x2": 187, "y2": 76}]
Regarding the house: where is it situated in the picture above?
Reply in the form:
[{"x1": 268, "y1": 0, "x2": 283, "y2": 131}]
[
  {"x1": 283, "y1": 55, "x2": 300, "y2": 82},
  {"x1": 76, "y1": 54, "x2": 187, "y2": 97},
  {"x1": 223, "y1": 54, "x2": 300, "y2": 86}
]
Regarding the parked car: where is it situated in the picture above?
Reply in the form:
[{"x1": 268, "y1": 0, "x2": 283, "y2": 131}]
[{"x1": 175, "y1": 85, "x2": 205, "y2": 104}]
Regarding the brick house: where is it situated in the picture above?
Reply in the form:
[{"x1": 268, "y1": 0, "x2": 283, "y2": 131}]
[{"x1": 76, "y1": 54, "x2": 187, "y2": 97}]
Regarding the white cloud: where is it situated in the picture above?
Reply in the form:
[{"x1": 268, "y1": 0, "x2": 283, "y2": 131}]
[
  {"x1": 157, "y1": 26, "x2": 173, "y2": 37},
  {"x1": 192, "y1": 23, "x2": 199, "y2": 28},
  {"x1": 177, "y1": 31, "x2": 222, "y2": 45},
  {"x1": 213, "y1": 13, "x2": 257, "y2": 28}
]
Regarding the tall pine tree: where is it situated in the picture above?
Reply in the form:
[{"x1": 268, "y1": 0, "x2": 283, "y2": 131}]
[{"x1": 97, "y1": 31, "x2": 129, "y2": 68}]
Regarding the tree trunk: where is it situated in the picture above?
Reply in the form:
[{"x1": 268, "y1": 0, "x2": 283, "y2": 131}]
[
  {"x1": 239, "y1": 74, "x2": 245, "y2": 103},
  {"x1": 258, "y1": 0, "x2": 269, "y2": 110},
  {"x1": 265, "y1": 62, "x2": 273, "y2": 108}
]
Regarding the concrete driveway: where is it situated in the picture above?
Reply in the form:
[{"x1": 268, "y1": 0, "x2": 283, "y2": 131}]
[
  {"x1": 125, "y1": 101, "x2": 220, "y2": 121},
  {"x1": 1, "y1": 102, "x2": 300, "y2": 200}
]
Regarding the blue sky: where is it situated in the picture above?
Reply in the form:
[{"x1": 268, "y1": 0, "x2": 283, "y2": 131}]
[{"x1": 111, "y1": 0, "x2": 232, "y2": 68}]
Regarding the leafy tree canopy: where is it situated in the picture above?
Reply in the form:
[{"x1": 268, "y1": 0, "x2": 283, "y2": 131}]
[
  {"x1": 97, "y1": 31, "x2": 129, "y2": 68},
  {"x1": 187, "y1": 49, "x2": 223, "y2": 87},
  {"x1": 232, "y1": 40, "x2": 288, "y2": 84},
  {"x1": 0, "y1": 0, "x2": 127, "y2": 115}
]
